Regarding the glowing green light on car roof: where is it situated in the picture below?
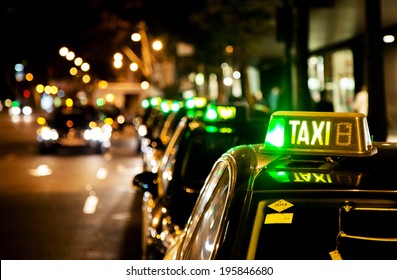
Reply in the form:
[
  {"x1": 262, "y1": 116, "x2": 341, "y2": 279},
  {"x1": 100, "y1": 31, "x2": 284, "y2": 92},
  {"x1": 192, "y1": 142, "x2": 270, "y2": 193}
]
[
  {"x1": 194, "y1": 97, "x2": 207, "y2": 108},
  {"x1": 185, "y1": 99, "x2": 195, "y2": 109},
  {"x1": 160, "y1": 101, "x2": 171, "y2": 113},
  {"x1": 264, "y1": 118, "x2": 285, "y2": 148},
  {"x1": 150, "y1": 97, "x2": 162, "y2": 107},
  {"x1": 204, "y1": 105, "x2": 237, "y2": 122},
  {"x1": 171, "y1": 101, "x2": 182, "y2": 111},
  {"x1": 218, "y1": 106, "x2": 236, "y2": 120},
  {"x1": 96, "y1": 98, "x2": 105, "y2": 107},
  {"x1": 185, "y1": 97, "x2": 207, "y2": 109},
  {"x1": 159, "y1": 100, "x2": 182, "y2": 113},
  {"x1": 263, "y1": 111, "x2": 377, "y2": 157},
  {"x1": 204, "y1": 106, "x2": 218, "y2": 121},
  {"x1": 141, "y1": 99, "x2": 149, "y2": 108}
]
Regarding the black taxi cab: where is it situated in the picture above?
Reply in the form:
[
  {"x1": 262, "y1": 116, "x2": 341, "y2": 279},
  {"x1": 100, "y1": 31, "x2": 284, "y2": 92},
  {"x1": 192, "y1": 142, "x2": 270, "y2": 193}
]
[
  {"x1": 141, "y1": 97, "x2": 208, "y2": 173},
  {"x1": 132, "y1": 97, "x2": 164, "y2": 152},
  {"x1": 133, "y1": 103, "x2": 268, "y2": 259},
  {"x1": 36, "y1": 103, "x2": 112, "y2": 154},
  {"x1": 164, "y1": 111, "x2": 397, "y2": 260}
]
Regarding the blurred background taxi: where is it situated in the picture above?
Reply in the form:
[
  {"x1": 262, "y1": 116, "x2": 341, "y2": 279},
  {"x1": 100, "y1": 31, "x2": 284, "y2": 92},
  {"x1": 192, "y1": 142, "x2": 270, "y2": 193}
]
[
  {"x1": 36, "y1": 100, "x2": 112, "y2": 154},
  {"x1": 132, "y1": 101, "x2": 269, "y2": 259}
]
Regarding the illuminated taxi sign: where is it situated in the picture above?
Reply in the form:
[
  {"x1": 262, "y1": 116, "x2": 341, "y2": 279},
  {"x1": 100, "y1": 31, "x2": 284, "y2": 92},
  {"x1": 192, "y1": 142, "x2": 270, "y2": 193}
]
[
  {"x1": 160, "y1": 100, "x2": 181, "y2": 113},
  {"x1": 218, "y1": 106, "x2": 236, "y2": 120},
  {"x1": 160, "y1": 100, "x2": 172, "y2": 113},
  {"x1": 148, "y1": 97, "x2": 162, "y2": 108},
  {"x1": 185, "y1": 97, "x2": 207, "y2": 109},
  {"x1": 264, "y1": 111, "x2": 377, "y2": 156},
  {"x1": 141, "y1": 99, "x2": 150, "y2": 108},
  {"x1": 204, "y1": 105, "x2": 236, "y2": 122}
]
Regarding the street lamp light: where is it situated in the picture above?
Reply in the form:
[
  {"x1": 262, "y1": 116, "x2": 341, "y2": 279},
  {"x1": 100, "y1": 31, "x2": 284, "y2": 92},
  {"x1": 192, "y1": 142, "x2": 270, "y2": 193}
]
[
  {"x1": 81, "y1": 62, "x2": 90, "y2": 72},
  {"x1": 66, "y1": 51, "x2": 75, "y2": 61},
  {"x1": 152, "y1": 40, "x2": 163, "y2": 51},
  {"x1": 59, "y1": 47, "x2": 68, "y2": 56},
  {"x1": 113, "y1": 53, "x2": 123, "y2": 69},
  {"x1": 131, "y1": 33, "x2": 141, "y2": 42},
  {"x1": 122, "y1": 21, "x2": 155, "y2": 79},
  {"x1": 130, "y1": 62, "x2": 138, "y2": 71},
  {"x1": 74, "y1": 57, "x2": 83, "y2": 66}
]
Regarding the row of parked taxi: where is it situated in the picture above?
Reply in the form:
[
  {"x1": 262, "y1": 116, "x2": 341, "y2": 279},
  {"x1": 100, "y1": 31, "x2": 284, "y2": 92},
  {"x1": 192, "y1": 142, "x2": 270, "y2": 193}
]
[
  {"x1": 131, "y1": 97, "x2": 270, "y2": 259},
  {"x1": 132, "y1": 97, "x2": 397, "y2": 260}
]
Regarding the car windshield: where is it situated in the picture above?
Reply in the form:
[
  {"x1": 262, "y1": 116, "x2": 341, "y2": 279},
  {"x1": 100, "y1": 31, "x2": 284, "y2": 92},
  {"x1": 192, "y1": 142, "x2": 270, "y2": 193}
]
[{"x1": 247, "y1": 195, "x2": 397, "y2": 260}]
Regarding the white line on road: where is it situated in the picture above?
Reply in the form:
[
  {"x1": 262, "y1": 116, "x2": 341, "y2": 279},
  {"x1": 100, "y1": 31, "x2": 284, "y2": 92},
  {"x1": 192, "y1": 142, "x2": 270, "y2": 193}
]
[{"x1": 83, "y1": 193, "x2": 98, "y2": 214}]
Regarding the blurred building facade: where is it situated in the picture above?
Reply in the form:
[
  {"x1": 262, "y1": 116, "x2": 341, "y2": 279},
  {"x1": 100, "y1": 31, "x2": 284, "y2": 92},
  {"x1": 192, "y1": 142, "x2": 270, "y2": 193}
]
[{"x1": 257, "y1": 0, "x2": 397, "y2": 141}]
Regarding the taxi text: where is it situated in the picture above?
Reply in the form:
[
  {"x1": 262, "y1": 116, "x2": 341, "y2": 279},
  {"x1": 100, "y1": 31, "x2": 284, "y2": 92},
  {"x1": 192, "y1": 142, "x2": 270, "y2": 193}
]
[{"x1": 288, "y1": 120, "x2": 352, "y2": 146}]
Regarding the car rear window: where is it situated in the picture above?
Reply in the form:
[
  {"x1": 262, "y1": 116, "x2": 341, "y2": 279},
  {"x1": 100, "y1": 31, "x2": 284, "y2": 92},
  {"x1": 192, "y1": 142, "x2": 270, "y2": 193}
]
[
  {"x1": 51, "y1": 107, "x2": 99, "y2": 127},
  {"x1": 254, "y1": 146, "x2": 397, "y2": 191},
  {"x1": 180, "y1": 131, "x2": 238, "y2": 184}
]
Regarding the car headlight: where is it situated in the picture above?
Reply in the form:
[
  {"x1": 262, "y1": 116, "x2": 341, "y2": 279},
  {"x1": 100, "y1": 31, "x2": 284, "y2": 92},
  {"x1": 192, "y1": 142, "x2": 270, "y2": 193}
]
[
  {"x1": 116, "y1": 115, "x2": 125, "y2": 124},
  {"x1": 84, "y1": 127, "x2": 101, "y2": 141},
  {"x1": 83, "y1": 125, "x2": 112, "y2": 142},
  {"x1": 38, "y1": 126, "x2": 59, "y2": 141},
  {"x1": 9, "y1": 106, "x2": 21, "y2": 116},
  {"x1": 138, "y1": 125, "x2": 148, "y2": 137},
  {"x1": 22, "y1": 106, "x2": 32, "y2": 115}
]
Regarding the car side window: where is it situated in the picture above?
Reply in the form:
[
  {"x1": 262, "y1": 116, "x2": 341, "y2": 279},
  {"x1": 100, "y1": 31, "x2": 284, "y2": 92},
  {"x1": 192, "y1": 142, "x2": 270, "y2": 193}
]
[
  {"x1": 159, "y1": 117, "x2": 187, "y2": 195},
  {"x1": 180, "y1": 160, "x2": 231, "y2": 259}
]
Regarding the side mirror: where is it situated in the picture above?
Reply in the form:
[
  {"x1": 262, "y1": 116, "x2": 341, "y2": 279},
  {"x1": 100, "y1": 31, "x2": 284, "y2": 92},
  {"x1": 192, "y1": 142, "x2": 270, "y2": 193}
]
[{"x1": 132, "y1": 171, "x2": 159, "y2": 198}]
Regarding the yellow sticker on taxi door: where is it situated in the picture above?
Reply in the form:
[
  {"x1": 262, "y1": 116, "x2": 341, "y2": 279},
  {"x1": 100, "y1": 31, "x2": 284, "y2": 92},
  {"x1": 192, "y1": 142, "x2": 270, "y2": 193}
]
[
  {"x1": 265, "y1": 213, "x2": 294, "y2": 224},
  {"x1": 268, "y1": 199, "x2": 294, "y2": 212}
]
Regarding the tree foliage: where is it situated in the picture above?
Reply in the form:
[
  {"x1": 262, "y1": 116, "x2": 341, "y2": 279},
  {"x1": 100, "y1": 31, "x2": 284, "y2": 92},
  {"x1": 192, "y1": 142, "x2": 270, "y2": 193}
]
[{"x1": 189, "y1": 0, "x2": 277, "y2": 67}]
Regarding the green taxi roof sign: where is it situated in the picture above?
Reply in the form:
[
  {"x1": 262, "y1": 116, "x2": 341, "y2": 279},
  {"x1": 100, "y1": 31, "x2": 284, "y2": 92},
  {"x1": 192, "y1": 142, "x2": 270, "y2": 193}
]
[
  {"x1": 185, "y1": 97, "x2": 207, "y2": 109},
  {"x1": 204, "y1": 104, "x2": 237, "y2": 122},
  {"x1": 263, "y1": 111, "x2": 377, "y2": 157}
]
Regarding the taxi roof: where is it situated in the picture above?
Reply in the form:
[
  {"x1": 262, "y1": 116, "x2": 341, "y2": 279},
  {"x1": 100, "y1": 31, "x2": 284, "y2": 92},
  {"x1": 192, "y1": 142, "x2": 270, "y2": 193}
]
[
  {"x1": 203, "y1": 103, "x2": 249, "y2": 124},
  {"x1": 224, "y1": 142, "x2": 397, "y2": 193}
]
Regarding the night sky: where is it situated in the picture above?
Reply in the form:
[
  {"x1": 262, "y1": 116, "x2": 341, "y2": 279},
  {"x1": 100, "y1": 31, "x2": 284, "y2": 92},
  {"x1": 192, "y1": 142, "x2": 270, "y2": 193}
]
[{"x1": 1, "y1": 0, "x2": 201, "y2": 95}]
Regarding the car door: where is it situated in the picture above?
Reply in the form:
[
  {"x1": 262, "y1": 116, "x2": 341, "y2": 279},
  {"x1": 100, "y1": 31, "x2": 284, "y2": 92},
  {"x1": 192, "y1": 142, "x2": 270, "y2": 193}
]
[{"x1": 177, "y1": 158, "x2": 234, "y2": 260}]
